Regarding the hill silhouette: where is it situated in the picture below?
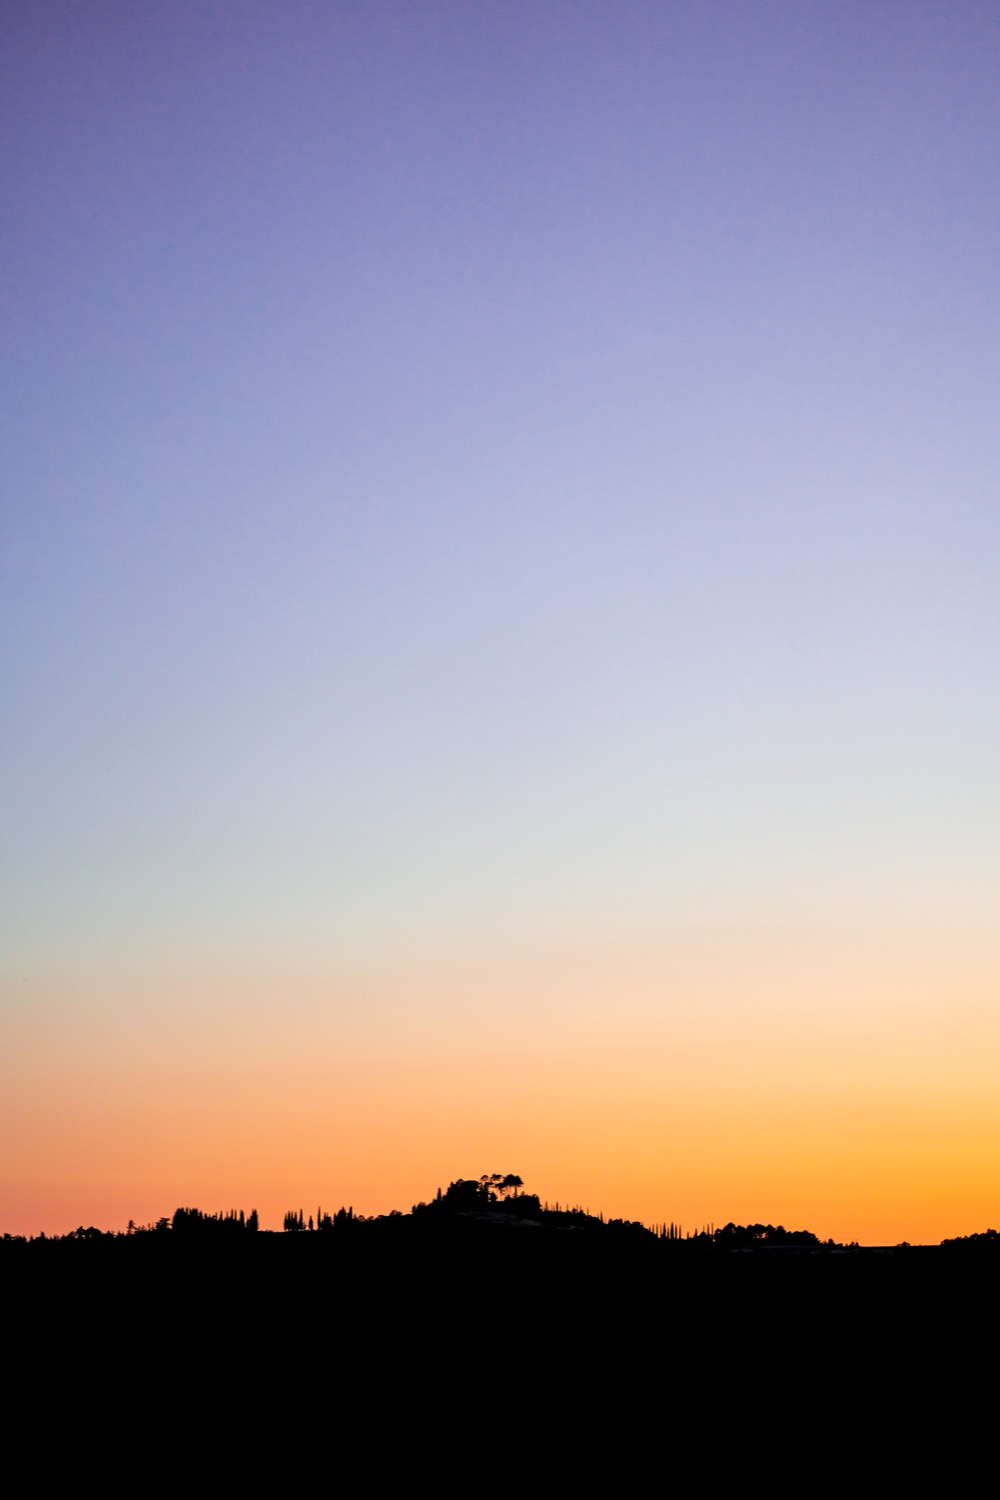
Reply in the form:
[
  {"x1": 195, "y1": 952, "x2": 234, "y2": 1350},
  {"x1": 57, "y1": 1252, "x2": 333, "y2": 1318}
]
[
  {"x1": 7, "y1": 1169, "x2": 999, "y2": 1253},
  {"x1": 2, "y1": 1170, "x2": 847, "y2": 1251},
  {"x1": 6, "y1": 1169, "x2": 997, "y2": 1479}
]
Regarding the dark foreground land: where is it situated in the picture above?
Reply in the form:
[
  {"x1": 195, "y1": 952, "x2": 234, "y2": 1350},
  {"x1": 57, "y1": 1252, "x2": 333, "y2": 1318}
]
[{"x1": 6, "y1": 1183, "x2": 998, "y2": 1477}]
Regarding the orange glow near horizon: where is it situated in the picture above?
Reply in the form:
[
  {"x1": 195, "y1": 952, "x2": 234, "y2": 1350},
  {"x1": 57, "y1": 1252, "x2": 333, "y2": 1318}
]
[{"x1": 3, "y1": 920, "x2": 998, "y2": 1245}]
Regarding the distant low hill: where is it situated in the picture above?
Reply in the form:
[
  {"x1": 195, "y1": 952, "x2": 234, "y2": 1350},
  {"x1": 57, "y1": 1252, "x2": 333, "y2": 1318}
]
[{"x1": 6, "y1": 1170, "x2": 997, "y2": 1252}]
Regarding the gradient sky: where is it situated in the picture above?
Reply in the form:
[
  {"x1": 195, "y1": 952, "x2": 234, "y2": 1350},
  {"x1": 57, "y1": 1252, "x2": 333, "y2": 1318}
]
[{"x1": 3, "y1": 2, "x2": 998, "y2": 1241}]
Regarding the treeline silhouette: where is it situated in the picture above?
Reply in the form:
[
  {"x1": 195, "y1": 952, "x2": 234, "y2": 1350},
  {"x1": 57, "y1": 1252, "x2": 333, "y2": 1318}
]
[{"x1": 4, "y1": 1170, "x2": 998, "y2": 1251}]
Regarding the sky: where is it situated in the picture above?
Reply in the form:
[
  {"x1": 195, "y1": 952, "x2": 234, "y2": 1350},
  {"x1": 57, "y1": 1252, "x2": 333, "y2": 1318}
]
[{"x1": 2, "y1": 1, "x2": 998, "y2": 1242}]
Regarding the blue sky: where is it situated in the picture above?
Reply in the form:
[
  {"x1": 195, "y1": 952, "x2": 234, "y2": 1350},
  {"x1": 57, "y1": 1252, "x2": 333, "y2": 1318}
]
[{"x1": 3, "y1": 5, "x2": 998, "y2": 998}]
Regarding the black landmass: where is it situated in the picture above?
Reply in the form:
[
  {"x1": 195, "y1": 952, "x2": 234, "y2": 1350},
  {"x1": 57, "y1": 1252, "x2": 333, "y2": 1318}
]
[{"x1": 6, "y1": 1172, "x2": 998, "y2": 1473}]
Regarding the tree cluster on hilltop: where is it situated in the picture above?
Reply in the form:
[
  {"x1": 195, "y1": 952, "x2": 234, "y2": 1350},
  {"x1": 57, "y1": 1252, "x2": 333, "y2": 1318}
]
[
  {"x1": 170, "y1": 1206, "x2": 258, "y2": 1234},
  {"x1": 411, "y1": 1172, "x2": 537, "y2": 1218},
  {"x1": 939, "y1": 1228, "x2": 1000, "y2": 1251},
  {"x1": 710, "y1": 1222, "x2": 826, "y2": 1250}
]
